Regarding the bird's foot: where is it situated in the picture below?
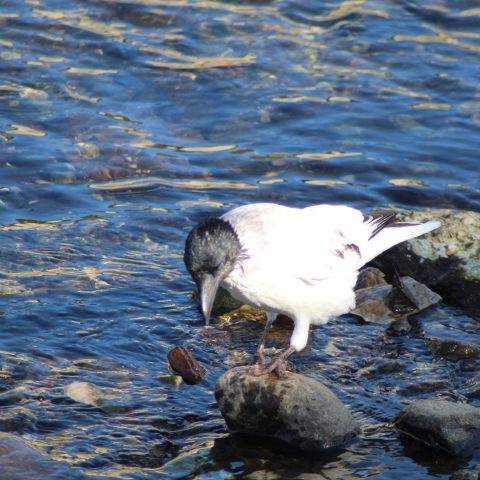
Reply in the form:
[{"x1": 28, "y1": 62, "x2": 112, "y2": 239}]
[{"x1": 249, "y1": 355, "x2": 289, "y2": 377}]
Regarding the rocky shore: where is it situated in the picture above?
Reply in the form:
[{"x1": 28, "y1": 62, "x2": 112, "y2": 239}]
[{"x1": 212, "y1": 208, "x2": 480, "y2": 474}]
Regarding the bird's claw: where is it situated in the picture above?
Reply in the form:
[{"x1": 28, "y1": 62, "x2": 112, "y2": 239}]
[{"x1": 248, "y1": 357, "x2": 289, "y2": 377}]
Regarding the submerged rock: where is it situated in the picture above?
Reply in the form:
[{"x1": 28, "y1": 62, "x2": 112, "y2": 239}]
[
  {"x1": 64, "y1": 381, "x2": 132, "y2": 414},
  {"x1": 394, "y1": 399, "x2": 480, "y2": 456},
  {"x1": 0, "y1": 433, "x2": 84, "y2": 479},
  {"x1": 379, "y1": 209, "x2": 480, "y2": 316},
  {"x1": 420, "y1": 308, "x2": 480, "y2": 361},
  {"x1": 215, "y1": 366, "x2": 359, "y2": 453}
]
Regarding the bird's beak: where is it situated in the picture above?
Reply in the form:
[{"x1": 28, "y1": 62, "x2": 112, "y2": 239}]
[{"x1": 198, "y1": 274, "x2": 221, "y2": 325}]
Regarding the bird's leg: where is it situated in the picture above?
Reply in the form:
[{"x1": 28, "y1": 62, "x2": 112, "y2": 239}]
[
  {"x1": 251, "y1": 346, "x2": 296, "y2": 376},
  {"x1": 253, "y1": 311, "x2": 277, "y2": 366}
]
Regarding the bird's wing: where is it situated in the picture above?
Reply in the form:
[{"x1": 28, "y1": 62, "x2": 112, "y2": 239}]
[
  {"x1": 223, "y1": 204, "x2": 369, "y2": 281},
  {"x1": 223, "y1": 203, "x2": 440, "y2": 283}
]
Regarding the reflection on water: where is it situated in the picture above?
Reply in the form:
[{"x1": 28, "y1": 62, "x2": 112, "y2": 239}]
[{"x1": 0, "y1": 0, "x2": 479, "y2": 478}]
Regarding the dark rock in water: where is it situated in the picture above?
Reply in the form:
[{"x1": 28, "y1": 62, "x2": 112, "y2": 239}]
[
  {"x1": 428, "y1": 338, "x2": 480, "y2": 361},
  {"x1": 450, "y1": 464, "x2": 480, "y2": 480},
  {"x1": 421, "y1": 308, "x2": 480, "y2": 361},
  {"x1": 0, "y1": 407, "x2": 37, "y2": 433},
  {"x1": 387, "y1": 317, "x2": 412, "y2": 336},
  {"x1": 215, "y1": 366, "x2": 359, "y2": 453},
  {"x1": 117, "y1": 439, "x2": 178, "y2": 468},
  {"x1": 394, "y1": 399, "x2": 480, "y2": 456},
  {"x1": 352, "y1": 276, "x2": 441, "y2": 324},
  {"x1": 379, "y1": 209, "x2": 480, "y2": 316},
  {"x1": 167, "y1": 346, "x2": 206, "y2": 385}
]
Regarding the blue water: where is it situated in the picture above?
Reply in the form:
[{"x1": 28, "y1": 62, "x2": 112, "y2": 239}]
[{"x1": 0, "y1": 0, "x2": 479, "y2": 478}]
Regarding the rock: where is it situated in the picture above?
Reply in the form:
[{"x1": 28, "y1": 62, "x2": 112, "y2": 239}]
[
  {"x1": 428, "y1": 338, "x2": 480, "y2": 361},
  {"x1": 0, "y1": 433, "x2": 84, "y2": 479},
  {"x1": 0, "y1": 407, "x2": 37, "y2": 433},
  {"x1": 117, "y1": 439, "x2": 178, "y2": 468},
  {"x1": 394, "y1": 399, "x2": 480, "y2": 455},
  {"x1": 352, "y1": 276, "x2": 441, "y2": 324},
  {"x1": 421, "y1": 308, "x2": 480, "y2": 361},
  {"x1": 451, "y1": 464, "x2": 480, "y2": 480},
  {"x1": 64, "y1": 381, "x2": 132, "y2": 414},
  {"x1": 355, "y1": 267, "x2": 388, "y2": 289},
  {"x1": 212, "y1": 287, "x2": 243, "y2": 315},
  {"x1": 215, "y1": 366, "x2": 359, "y2": 452},
  {"x1": 167, "y1": 347, "x2": 206, "y2": 385},
  {"x1": 379, "y1": 209, "x2": 480, "y2": 316},
  {"x1": 65, "y1": 381, "x2": 100, "y2": 407}
]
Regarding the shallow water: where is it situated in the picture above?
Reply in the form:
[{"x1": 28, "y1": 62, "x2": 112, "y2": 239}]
[{"x1": 0, "y1": 0, "x2": 479, "y2": 478}]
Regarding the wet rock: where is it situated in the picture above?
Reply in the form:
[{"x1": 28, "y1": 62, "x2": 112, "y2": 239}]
[
  {"x1": 215, "y1": 366, "x2": 359, "y2": 453},
  {"x1": 387, "y1": 317, "x2": 412, "y2": 336},
  {"x1": 212, "y1": 287, "x2": 243, "y2": 315},
  {"x1": 0, "y1": 407, "x2": 37, "y2": 433},
  {"x1": 167, "y1": 347, "x2": 206, "y2": 384},
  {"x1": 451, "y1": 464, "x2": 480, "y2": 480},
  {"x1": 352, "y1": 276, "x2": 441, "y2": 324},
  {"x1": 0, "y1": 433, "x2": 84, "y2": 479},
  {"x1": 394, "y1": 399, "x2": 480, "y2": 455},
  {"x1": 355, "y1": 267, "x2": 388, "y2": 289},
  {"x1": 428, "y1": 338, "x2": 480, "y2": 361},
  {"x1": 379, "y1": 209, "x2": 480, "y2": 316},
  {"x1": 421, "y1": 309, "x2": 480, "y2": 361},
  {"x1": 117, "y1": 439, "x2": 178, "y2": 468},
  {"x1": 65, "y1": 381, "x2": 101, "y2": 407},
  {"x1": 64, "y1": 381, "x2": 132, "y2": 414},
  {"x1": 357, "y1": 358, "x2": 405, "y2": 378}
]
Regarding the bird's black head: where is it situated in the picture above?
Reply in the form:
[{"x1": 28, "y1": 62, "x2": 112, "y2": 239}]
[{"x1": 184, "y1": 218, "x2": 241, "y2": 324}]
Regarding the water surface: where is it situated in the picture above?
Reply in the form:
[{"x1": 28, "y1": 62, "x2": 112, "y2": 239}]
[{"x1": 0, "y1": 0, "x2": 479, "y2": 478}]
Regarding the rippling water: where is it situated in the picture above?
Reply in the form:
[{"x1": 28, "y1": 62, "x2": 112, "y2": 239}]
[{"x1": 1, "y1": 0, "x2": 479, "y2": 478}]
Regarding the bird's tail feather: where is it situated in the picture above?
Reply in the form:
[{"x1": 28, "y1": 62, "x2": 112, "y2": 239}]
[{"x1": 361, "y1": 220, "x2": 440, "y2": 265}]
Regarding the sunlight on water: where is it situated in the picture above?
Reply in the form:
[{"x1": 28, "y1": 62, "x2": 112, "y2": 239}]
[{"x1": 0, "y1": 0, "x2": 479, "y2": 478}]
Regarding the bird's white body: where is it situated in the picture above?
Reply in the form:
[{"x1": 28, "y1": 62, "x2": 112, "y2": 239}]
[{"x1": 220, "y1": 203, "x2": 440, "y2": 352}]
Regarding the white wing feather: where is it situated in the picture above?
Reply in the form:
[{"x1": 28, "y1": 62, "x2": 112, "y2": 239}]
[{"x1": 223, "y1": 203, "x2": 439, "y2": 283}]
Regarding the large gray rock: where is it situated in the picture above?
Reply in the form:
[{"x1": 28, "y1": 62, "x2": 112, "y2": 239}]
[
  {"x1": 379, "y1": 209, "x2": 480, "y2": 316},
  {"x1": 394, "y1": 399, "x2": 480, "y2": 456},
  {"x1": 215, "y1": 366, "x2": 359, "y2": 452}
]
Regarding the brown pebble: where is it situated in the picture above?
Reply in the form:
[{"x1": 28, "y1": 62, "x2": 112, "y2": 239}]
[{"x1": 167, "y1": 347, "x2": 206, "y2": 385}]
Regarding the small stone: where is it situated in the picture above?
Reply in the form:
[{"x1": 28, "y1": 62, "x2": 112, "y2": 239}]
[
  {"x1": 394, "y1": 399, "x2": 480, "y2": 455},
  {"x1": 65, "y1": 381, "x2": 100, "y2": 406},
  {"x1": 64, "y1": 381, "x2": 131, "y2": 413},
  {"x1": 355, "y1": 267, "x2": 388, "y2": 289},
  {"x1": 157, "y1": 374, "x2": 183, "y2": 387},
  {"x1": 215, "y1": 366, "x2": 359, "y2": 452},
  {"x1": 167, "y1": 347, "x2": 206, "y2": 385}
]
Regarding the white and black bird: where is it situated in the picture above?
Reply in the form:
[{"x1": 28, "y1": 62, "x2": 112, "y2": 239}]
[{"x1": 184, "y1": 203, "x2": 440, "y2": 375}]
